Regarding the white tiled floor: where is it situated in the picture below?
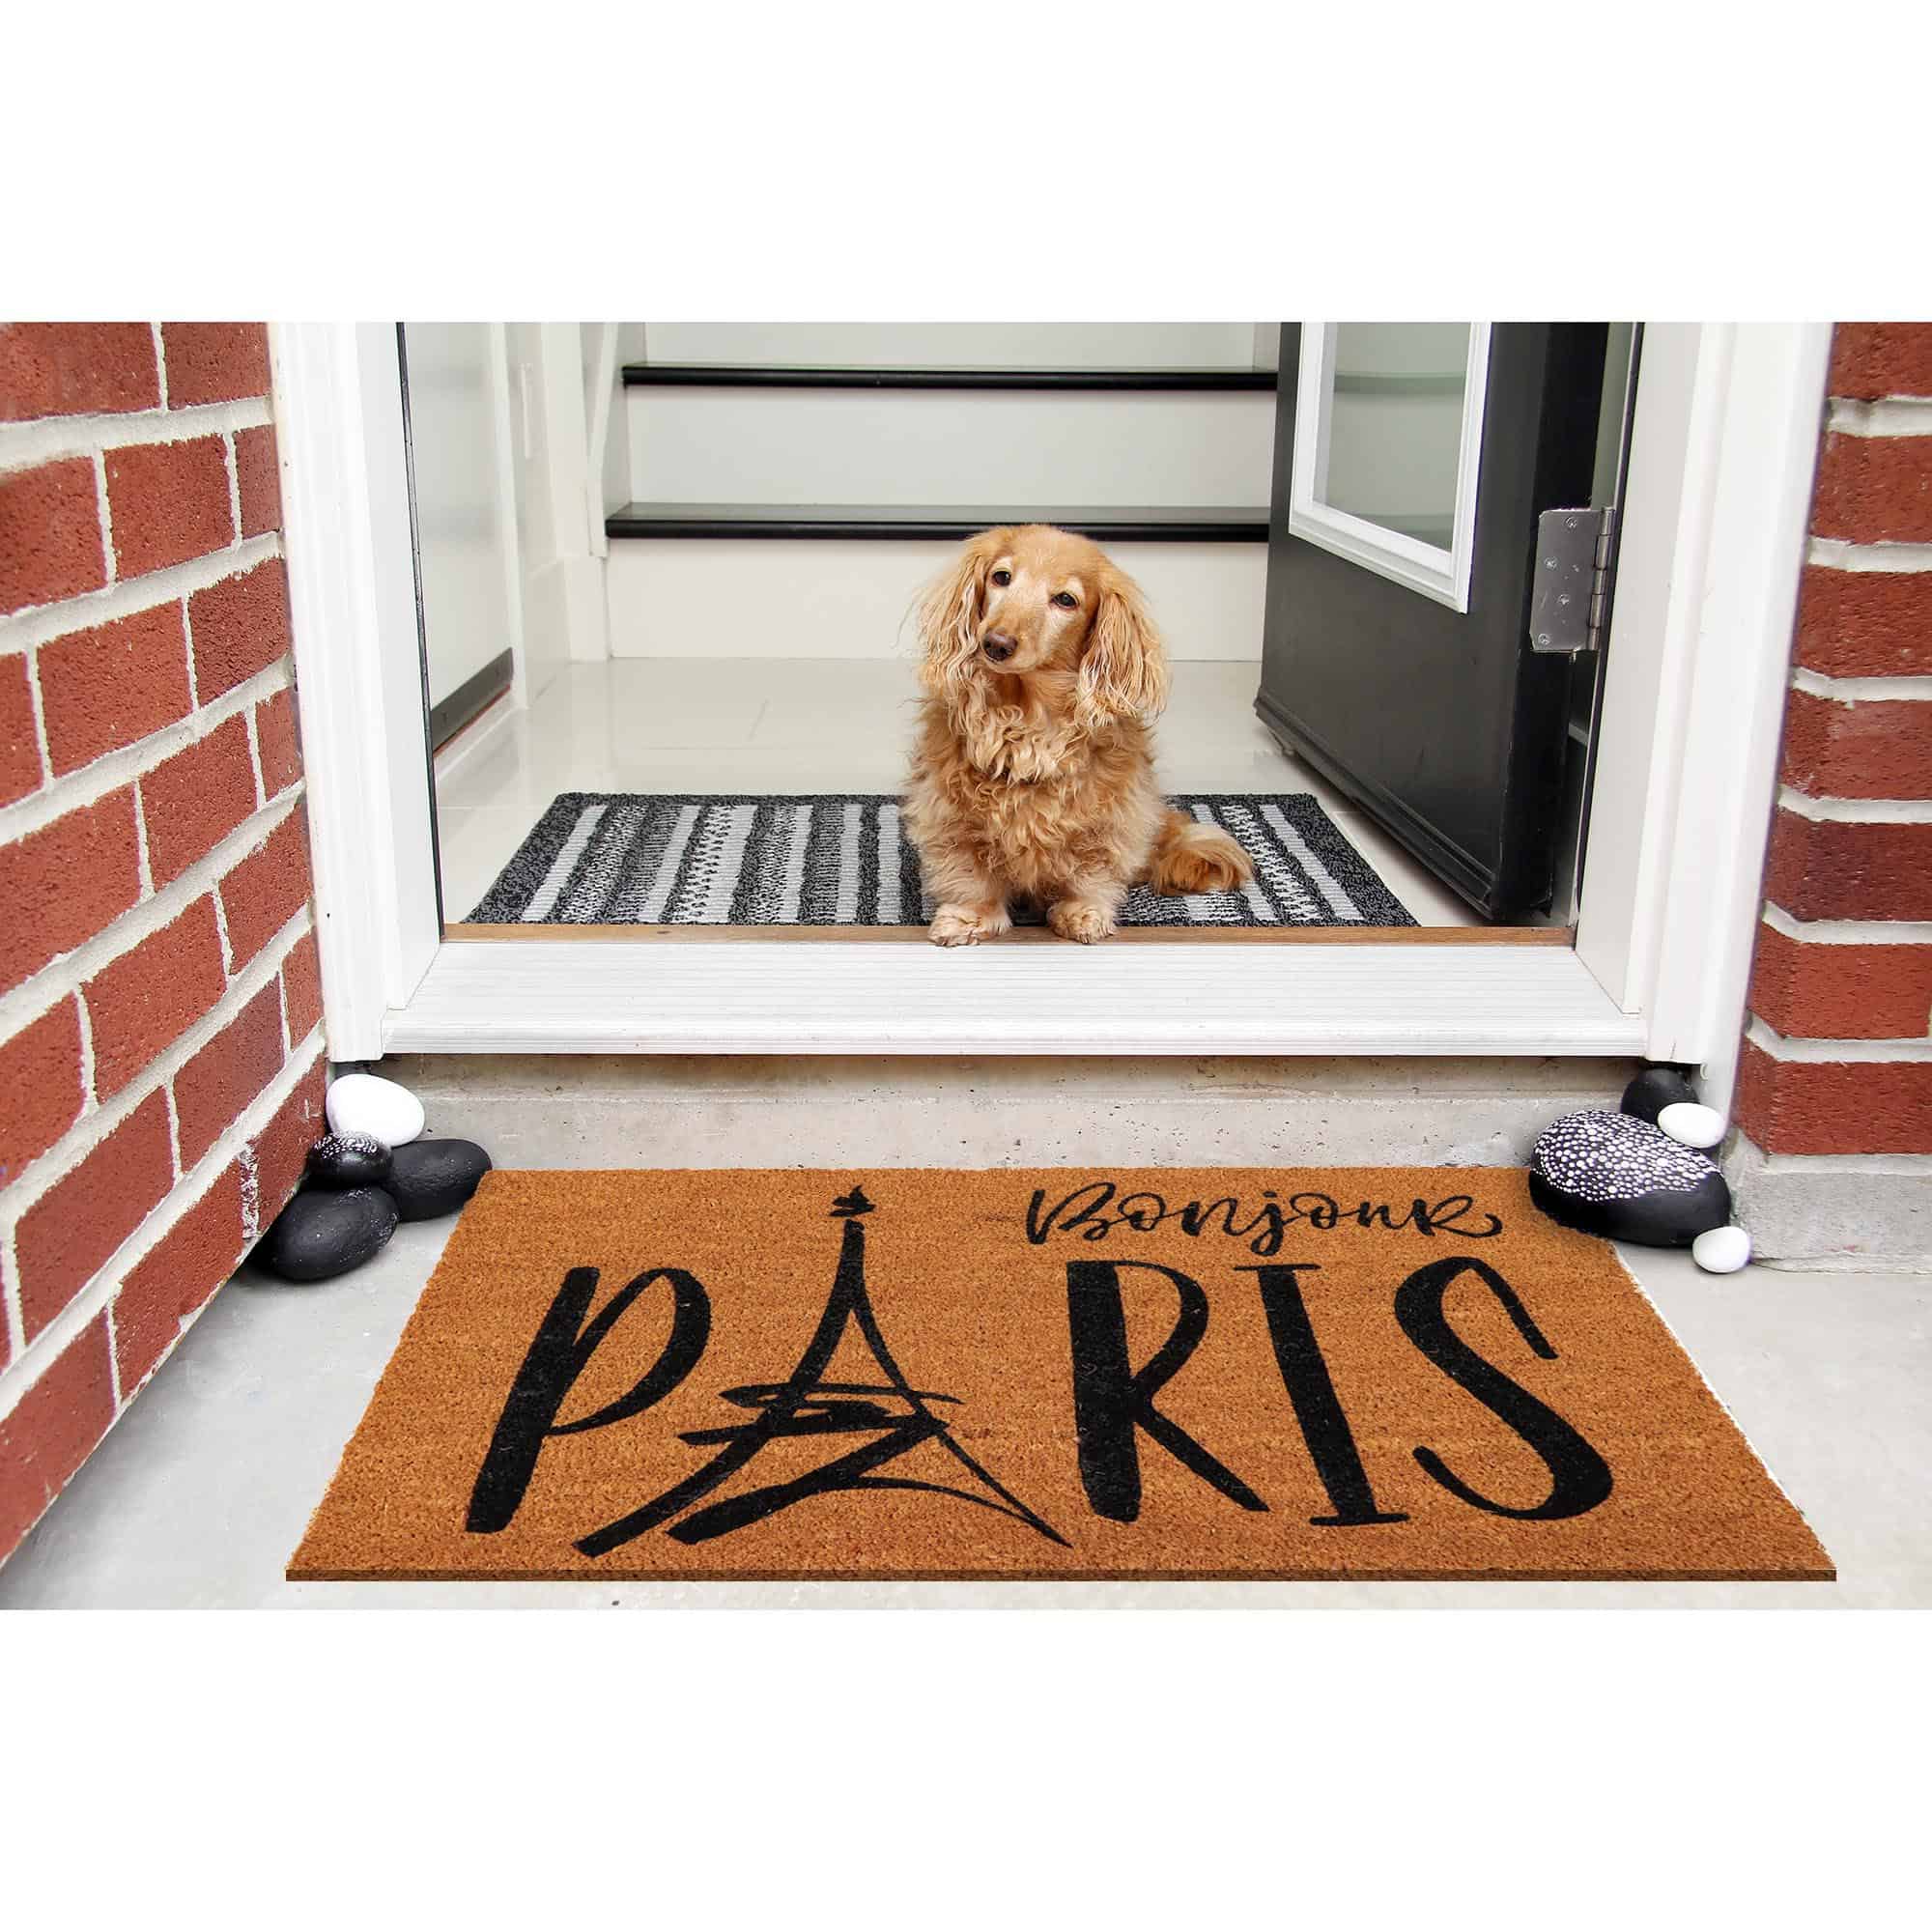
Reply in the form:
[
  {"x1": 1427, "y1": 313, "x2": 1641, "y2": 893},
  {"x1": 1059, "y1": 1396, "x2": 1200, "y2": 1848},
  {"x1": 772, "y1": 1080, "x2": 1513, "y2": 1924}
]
[{"x1": 433, "y1": 659, "x2": 1484, "y2": 927}]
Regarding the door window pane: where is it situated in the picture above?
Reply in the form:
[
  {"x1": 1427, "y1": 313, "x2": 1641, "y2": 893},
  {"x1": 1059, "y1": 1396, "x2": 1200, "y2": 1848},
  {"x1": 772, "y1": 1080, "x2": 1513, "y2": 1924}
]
[{"x1": 1317, "y1": 323, "x2": 1471, "y2": 549}]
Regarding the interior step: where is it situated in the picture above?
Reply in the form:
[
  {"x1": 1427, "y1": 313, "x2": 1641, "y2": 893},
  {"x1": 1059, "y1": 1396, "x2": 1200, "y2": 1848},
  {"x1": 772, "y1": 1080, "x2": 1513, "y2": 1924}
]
[
  {"x1": 639, "y1": 323, "x2": 1275, "y2": 368},
  {"x1": 604, "y1": 535, "x2": 1269, "y2": 660},
  {"x1": 623, "y1": 383, "x2": 1274, "y2": 508},
  {"x1": 605, "y1": 503, "x2": 1270, "y2": 543},
  {"x1": 623, "y1": 362, "x2": 1276, "y2": 391}
]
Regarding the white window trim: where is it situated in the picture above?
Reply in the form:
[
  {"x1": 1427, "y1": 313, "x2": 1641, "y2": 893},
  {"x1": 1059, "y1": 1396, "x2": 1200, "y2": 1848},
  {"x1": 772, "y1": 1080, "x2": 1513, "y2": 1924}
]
[
  {"x1": 1288, "y1": 322, "x2": 1491, "y2": 611},
  {"x1": 273, "y1": 323, "x2": 1829, "y2": 1094}
]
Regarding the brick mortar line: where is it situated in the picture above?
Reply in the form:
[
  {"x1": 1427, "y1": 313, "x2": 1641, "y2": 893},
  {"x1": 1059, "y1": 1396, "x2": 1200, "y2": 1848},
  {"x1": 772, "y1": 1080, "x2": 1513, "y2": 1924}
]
[
  {"x1": 1805, "y1": 537, "x2": 1932, "y2": 574},
  {"x1": 150, "y1": 326, "x2": 169, "y2": 412},
  {"x1": 1738, "y1": 1134, "x2": 1932, "y2": 1176},
  {"x1": 21, "y1": 630, "x2": 53, "y2": 793},
  {"x1": 223, "y1": 432, "x2": 243, "y2": 554},
  {"x1": 1789, "y1": 666, "x2": 1932, "y2": 702},
  {"x1": 1744, "y1": 1015, "x2": 1932, "y2": 1063},
  {"x1": 0, "y1": 1027, "x2": 325, "y2": 1430},
  {"x1": 1761, "y1": 902, "x2": 1932, "y2": 945},
  {"x1": 0, "y1": 777, "x2": 303, "y2": 1050},
  {"x1": 0, "y1": 906, "x2": 315, "y2": 1261},
  {"x1": 181, "y1": 591, "x2": 200, "y2": 709},
  {"x1": 74, "y1": 985, "x2": 98, "y2": 1104},
  {"x1": 92, "y1": 451, "x2": 116, "y2": 588},
  {"x1": 1827, "y1": 397, "x2": 1932, "y2": 438},
  {"x1": 130, "y1": 764, "x2": 156, "y2": 895},
  {"x1": 0, "y1": 395, "x2": 273, "y2": 476},
  {"x1": 0, "y1": 652, "x2": 292, "y2": 848},
  {"x1": 212, "y1": 872, "x2": 238, "y2": 978},
  {"x1": 104, "y1": 1302, "x2": 122, "y2": 1410},
  {"x1": 243, "y1": 698, "x2": 266, "y2": 809},
  {"x1": 0, "y1": 531, "x2": 283, "y2": 653},
  {"x1": 1776, "y1": 788, "x2": 1932, "y2": 826}
]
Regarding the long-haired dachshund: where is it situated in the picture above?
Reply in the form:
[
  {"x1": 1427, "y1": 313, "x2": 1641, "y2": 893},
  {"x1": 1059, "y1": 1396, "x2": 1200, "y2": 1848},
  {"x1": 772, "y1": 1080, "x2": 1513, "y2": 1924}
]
[{"x1": 903, "y1": 524, "x2": 1252, "y2": 945}]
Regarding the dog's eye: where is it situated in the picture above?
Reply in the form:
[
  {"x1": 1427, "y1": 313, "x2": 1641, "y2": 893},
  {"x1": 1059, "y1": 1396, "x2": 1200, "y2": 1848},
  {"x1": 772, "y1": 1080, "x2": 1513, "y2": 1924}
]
[
  {"x1": 990, "y1": 569, "x2": 1012, "y2": 586},
  {"x1": 1052, "y1": 591, "x2": 1078, "y2": 610}
]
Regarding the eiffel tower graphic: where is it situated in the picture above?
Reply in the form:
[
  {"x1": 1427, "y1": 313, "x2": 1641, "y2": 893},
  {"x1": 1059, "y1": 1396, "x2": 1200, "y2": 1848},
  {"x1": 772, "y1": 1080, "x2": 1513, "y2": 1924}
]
[{"x1": 576, "y1": 1185, "x2": 1067, "y2": 1558}]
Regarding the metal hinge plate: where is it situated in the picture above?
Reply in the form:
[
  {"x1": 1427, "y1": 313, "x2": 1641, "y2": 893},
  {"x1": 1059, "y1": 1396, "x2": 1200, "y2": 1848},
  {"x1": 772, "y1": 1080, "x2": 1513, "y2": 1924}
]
[{"x1": 1529, "y1": 506, "x2": 1613, "y2": 654}]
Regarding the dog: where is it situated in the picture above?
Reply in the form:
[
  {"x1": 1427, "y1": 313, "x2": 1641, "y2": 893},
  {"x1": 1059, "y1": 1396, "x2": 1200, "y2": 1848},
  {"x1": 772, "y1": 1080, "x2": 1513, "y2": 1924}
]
[{"x1": 902, "y1": 525, "x2": 1252, "y2": 945}]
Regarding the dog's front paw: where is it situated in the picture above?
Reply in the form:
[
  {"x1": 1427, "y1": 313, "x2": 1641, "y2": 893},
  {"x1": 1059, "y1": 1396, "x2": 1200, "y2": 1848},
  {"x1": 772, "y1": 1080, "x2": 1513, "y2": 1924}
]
[
  {"x1": 1048, "y1": 900, "x2": 1117, "y2": 945},
  {"x1": 930, "y1": 904, "x2": 1009, "y2": 947}
]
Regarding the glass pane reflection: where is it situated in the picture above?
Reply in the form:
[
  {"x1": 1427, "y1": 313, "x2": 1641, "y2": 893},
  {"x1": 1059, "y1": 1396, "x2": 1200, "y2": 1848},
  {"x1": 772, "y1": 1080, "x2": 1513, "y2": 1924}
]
[{"x1": 1318, "y1": 323, "x2": 1471, "y2": 550}]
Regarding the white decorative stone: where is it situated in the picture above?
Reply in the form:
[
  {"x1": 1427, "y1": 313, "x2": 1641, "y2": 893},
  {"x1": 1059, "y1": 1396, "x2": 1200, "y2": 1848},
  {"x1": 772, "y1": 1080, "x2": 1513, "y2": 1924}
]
[
  {"x1": 1691, "y1": 1224, "x2": 1752, "y2": 1274},
  {"x1": 1658, "y1": 1101, "x2": 1725, "y2": 1150},
  {"x1": 325, "y1": 1071, "x2": 424, "y2": 1148}
]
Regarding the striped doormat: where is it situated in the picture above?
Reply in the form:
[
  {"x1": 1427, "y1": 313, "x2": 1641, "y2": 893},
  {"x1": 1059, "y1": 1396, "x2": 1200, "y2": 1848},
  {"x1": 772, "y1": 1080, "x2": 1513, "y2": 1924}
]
[{"x1": 462, "y1": 792, "x2": 1418, "y2": 928}]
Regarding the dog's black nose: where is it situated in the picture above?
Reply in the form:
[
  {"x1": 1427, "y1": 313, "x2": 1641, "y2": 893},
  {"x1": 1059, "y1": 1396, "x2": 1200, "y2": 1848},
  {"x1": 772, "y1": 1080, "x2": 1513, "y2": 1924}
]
[{"x1": 982, "y1": 632, "x2": 1017, "y2": 663}]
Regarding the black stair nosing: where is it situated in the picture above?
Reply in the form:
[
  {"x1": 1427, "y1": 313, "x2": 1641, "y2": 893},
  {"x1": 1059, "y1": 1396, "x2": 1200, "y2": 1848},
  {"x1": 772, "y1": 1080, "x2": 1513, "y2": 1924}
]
[
  {"x1": 621, "y1": 362, "x2": 1276, "y2": 393},
  {"x1": 604, "y1": 503, "x2": 1271, "y2": 543}
]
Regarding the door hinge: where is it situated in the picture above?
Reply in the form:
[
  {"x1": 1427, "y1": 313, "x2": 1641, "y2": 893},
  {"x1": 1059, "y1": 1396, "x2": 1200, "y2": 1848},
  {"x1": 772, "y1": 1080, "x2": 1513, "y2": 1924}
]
[{"x1": 1529, "y1": 506, "x2": 1613, "y2": 654}]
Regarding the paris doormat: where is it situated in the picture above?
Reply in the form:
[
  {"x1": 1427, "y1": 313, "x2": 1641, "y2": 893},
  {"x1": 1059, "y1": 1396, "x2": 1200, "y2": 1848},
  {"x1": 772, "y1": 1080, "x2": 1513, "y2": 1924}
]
[{"x1": 288, "y1": 1168, "x2": 1833, "y2": 1583}]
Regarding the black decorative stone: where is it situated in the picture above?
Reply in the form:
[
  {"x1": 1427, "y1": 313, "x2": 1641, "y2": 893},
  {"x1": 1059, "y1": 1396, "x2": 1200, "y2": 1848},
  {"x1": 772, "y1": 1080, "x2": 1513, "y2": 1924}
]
[
  {"x1": 304, "y1": 1132, "x2": 393, "y2": 1191},
  {"x1": 1529, "y1": 1109, "x2": 1731, "y2": 1247},
  {"x1": 260, "y1": 1186, "x2": 399, "y2": 1282},
  {"x1": 384, "y1": 1138, "x2": 492, "y2": 1221},
  {"x1": 1620, "y1": 1065, "x2": 1700, "y2": 1127}
]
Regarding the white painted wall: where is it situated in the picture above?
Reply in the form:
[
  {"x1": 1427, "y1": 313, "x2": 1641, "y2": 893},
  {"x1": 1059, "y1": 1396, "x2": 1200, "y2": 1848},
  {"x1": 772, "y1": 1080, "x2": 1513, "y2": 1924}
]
[
  {"x1": 502, "y1": 323, "x2": 607, "y2": 678},
  {"x1": 641, "y1": 323, "x2": 1263, "y2": 367},
  {"x1": 401, "y1": 324, "x2": 519, "y2": 712},
  {"x1": 582, "y1": 321, "x2": 649, "y2": 546},
  {"x1": 605, "y1": 539, "x2": 1266, "y2": 662}
]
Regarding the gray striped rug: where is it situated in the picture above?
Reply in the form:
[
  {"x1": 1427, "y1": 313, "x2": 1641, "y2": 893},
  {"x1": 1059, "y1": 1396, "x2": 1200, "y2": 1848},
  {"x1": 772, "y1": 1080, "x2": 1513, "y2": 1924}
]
[{"x1": 463, "y1": 792, "x2": 1417, "y2": 927}]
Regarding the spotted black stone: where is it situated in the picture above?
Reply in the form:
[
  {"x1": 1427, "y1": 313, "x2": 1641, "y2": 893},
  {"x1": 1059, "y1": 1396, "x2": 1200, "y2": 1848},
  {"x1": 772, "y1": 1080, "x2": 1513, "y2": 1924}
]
[
  {"x1": 1529, "y1": 1108, "x2": 1730, "y2": 1247},
  {"x1": 304, "y1": 1132, "x2": 393, "y2": 1191},
  {"x1": 385, "y1": 1139, "x2": 493, "y2": 1221},
  {"x1": 259, "y1": 1186, "x2": 399, "y2": 1282}
]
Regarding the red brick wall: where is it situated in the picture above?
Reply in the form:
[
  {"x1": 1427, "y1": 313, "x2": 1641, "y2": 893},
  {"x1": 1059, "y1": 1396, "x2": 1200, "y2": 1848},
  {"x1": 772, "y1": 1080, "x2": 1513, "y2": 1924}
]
[
  {"x1": 1734, "y1": 324, "x2": 1932, "y2": 1160},
  {"x1": 0, "y1": 324, "x2": 325, "y2": 1564}
]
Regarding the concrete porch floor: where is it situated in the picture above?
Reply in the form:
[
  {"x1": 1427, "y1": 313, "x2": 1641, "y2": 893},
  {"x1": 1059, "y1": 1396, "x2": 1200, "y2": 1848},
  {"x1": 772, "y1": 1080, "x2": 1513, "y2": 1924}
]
[{"x1": 3, "y1": 1210, "x2": 1925, "y2": 1609}]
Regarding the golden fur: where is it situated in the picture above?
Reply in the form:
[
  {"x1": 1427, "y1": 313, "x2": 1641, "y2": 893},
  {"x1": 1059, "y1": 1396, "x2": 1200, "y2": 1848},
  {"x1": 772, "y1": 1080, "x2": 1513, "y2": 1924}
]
[{"x1": 903, "y1": 525, "x2": 1252, "y2": 945}]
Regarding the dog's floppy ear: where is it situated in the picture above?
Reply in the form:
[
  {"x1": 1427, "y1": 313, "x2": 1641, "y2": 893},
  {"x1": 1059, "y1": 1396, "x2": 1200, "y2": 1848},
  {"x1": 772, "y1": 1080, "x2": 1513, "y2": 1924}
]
[
  {"x1": 1079, "y1": 562, "x2": 1170, "y2": 726},
  {"x1": 917, "y1": 528, "x2": 1004, "y2": 696}
]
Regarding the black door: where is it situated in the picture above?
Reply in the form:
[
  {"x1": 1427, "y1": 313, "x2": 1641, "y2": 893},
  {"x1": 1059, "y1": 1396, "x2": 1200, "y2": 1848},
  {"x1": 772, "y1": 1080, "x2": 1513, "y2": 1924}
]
[{"x1": 1255, "y1": 324, "x2": 1612, "y2": 922}]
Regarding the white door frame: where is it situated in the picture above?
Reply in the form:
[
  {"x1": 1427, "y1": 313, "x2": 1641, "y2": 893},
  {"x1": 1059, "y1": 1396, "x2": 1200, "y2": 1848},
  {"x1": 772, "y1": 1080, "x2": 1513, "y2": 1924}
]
[
  {"x1": 273, "y1": 323, "x2": 1829, "y2": 1099},
  {"x1": 270, "y1": 323, "x2": 440, "y2": 1048},
  {"x1": 1572, "y1": 323, "x2": 1832, "y2": 1115}
]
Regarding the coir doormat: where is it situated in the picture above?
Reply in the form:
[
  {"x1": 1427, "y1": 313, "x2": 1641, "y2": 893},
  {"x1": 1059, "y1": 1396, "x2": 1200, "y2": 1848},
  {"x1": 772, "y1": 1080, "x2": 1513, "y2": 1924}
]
[
  {"x1": 289, "y1": 1168, "x2": 1832, "y2": 1582},
  {"x1": 462, "y1": 793, "x2": 1416, "y2": 927}
]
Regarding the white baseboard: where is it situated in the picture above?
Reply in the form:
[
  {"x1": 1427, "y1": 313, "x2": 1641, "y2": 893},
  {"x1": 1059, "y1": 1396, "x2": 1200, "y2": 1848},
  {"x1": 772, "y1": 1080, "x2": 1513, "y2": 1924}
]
[{"x1": 605, "y1": 539, "x2": 1267, "y2": 662}]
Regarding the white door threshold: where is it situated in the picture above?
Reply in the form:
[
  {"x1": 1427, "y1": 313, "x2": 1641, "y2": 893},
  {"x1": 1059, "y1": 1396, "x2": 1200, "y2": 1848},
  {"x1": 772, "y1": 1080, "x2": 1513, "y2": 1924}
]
[{"x1": 381, "y1": 938, "x2": 1644, "y2": 1056}]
